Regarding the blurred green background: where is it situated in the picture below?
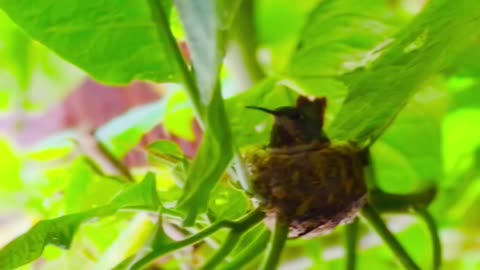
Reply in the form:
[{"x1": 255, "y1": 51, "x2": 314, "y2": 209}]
[{"x1": 1, "y1": 0, "x2": 480, "y2": 269}]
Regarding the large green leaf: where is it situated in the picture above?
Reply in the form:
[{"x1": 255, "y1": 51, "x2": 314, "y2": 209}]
[
  {"x1": 173, "y1": 0, "x2": 235, "y2": 225},
  {"x1": 288, "y1": 0, "x2": 395, "y2": 79},
  {"x1": 163, "y1": 89, "x2": 195, "y2": 141},
  {"x1": 0, "y1": 173, "x2": 159, "y2": 269},
  {"x1": 64, "y1": 158, "x2": 125, "y2": 213},
  {"x1": 174, "y1": 0, "x2": 225, "y2": 102},
  {"x1": 176, "y1": 88, "x2": 233, "y2": 226},
  {"x1": 96, "y1": 101, "x2": 166, "y2": 159},
  {"x1": 208, "y1": 181, "x2": 250, "y2": 221},
  {"x1": 216, "y1": 0, "x2": 242, "y2": 29},
  {"x1": 256, "y1": 0, "x2": 319, "y2": 72},
  {"x1": 283, "y1": 0, "x2": 397, "y2": 122},
  {"x1": 0, "y1": 11, "x2": 33, "y2": 92},
  {"x1": 372, "y1": 91, "x2": 445, "y2": 193},
  {"x1": 328, "y1": 0, "x2": 480, "y2": 145},
  {"x1": 0, "y1": 0, "x2": 178, "y2": 84}
]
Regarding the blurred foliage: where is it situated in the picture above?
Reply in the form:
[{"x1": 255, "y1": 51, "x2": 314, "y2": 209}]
[
  {"x1": 0, "y1": 0, "x2": 480, "y2": 269},
  {"x1": 0, "y1": 11, "x2": 83, "y2": 111}
]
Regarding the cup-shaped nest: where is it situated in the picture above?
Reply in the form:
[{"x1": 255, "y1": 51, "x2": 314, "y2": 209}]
[{"x1": 244, "y1": 143, "x2": 368, "y2": 238}]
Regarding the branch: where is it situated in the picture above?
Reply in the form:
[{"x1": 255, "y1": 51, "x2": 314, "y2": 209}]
[
  {"x1": 261, "y1": 215, "x2": 289, "y2": 270},
  {"x1": 131, "y1": 209, "x2": 264, "y2": 269},
  {"x1": 413, "y1": 207, "x2": 441, "y2": 270},
  {"x1": 344, "y1": 218, "x2": 359, "y2": 270},
  {"x1": 360, "y1": 203, "x2": 420, "y2": 270}
]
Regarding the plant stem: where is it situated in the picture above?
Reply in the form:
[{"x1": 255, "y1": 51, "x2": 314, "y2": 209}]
[
  {"x1": 96, "y1": 141, "x2": 134, "y2": 182},
  {"x1": 344, "y1": 218, "x2": 359, "y2": 270},
  {"x1": 220, "y1": 229, "x2": 270, "y2": 270},
  {"x1": 200, "y1": 230, "x2": 242, "y2": 269},
  {"x1": 131, "y1": 220, "x2": 226, "y2": 269},
  {"x1": 131, "y1": 209, "x2": 265, "y2": 269},
  {"x1": 148, "y1": 0, "x2": 204, "y2": 119},
  {"x1": 413, "y1": 207, "x2": 441, "y2": 270},
  {"x1": 261, "y1": 215, "x2": 289, "y2": 270},
  {"x1": 360, "y1": 203, "x2": 420, "y2": 270},
  {"x1": 363, "y1": 149, "x2": 380, "y2": 191},
  {"x1": 226, "y1": 0, "x2": 266, "y2": 193},
  {"x1": 369, "y1": 188, "x2": 437, "y2": 213}
]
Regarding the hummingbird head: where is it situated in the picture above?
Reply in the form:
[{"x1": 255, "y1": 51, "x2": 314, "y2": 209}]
[{"x1": 247, "y1": 96, "x2": 330, "y2": 148}]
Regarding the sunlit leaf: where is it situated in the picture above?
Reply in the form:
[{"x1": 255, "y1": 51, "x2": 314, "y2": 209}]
[
  {"x1": 208, "y1": 182, "x2": 249, "y2": 221},
  {"x1": 163, "y1": 90, "x2": 195, "y2": 141},
  {"x1": 172, "y1": 0, "x2": 235, "y2": 225},
  {"x1": 216, "y1": 0, "x2": 242, "y2": 29},
  {"x1": 443, "y1": 109, "x2": 480, "y2": 176},
  {"x1": 174, "y1": 0, "x2": 224, "y2": 103},
  {"x1": 3, "y1": 28, "x2": 32, "y2": 92},
  {"x1": 96, "y1": 101, "x2": 166, "y2": 159},
  {"x1": 0, "y1": 173, "x2": 159, "y2": 269},
  {"x1": 372, "y1": 88, "x2": 446, "y2": 193},
  {"x1": 256, "y1": 0, "x2": 319, "y2": 72},
  {"x1": 176, "y1": 88, "x2": 233, "y2": 226},
  {"x1": 26, "y1": 131, "x2": 76, "y2": 161},
  {"x1": 289, "y1": 0, "x2": 395, "y2": 79},
  {"x1": 94, "y1": 213, "x2": 155, "y2": 270},
  {"x1": 148, "y1": 140, "x2": 184, "y2": 161},
  {"x1": 0, "y1": 0, "x2": 179, "y2": 84},
  {"x1": 329, "y1": 0, "x2": 480, "y2": 145},
  {"x1": 0, "y1": 140, "x2": 21, "y2": 191}
]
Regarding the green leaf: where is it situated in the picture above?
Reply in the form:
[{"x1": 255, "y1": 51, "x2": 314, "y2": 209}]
[
  {"x1": 256, "y1": 0, "x2": 319, "y2": 72},
  {"x1": 96, "y1": 101, "x2": 166, "y2": 159},
  {"x1": 208, "y1": 182, "x2": 249, "y2": 221},
  {"x1": 442, "y1": 109, "x2": 480, "y2": 176},
  {"x1": 94, "y1": 213, "x2": 155, "y2": 270},
  {"x1": 146, "y1": 141, "x2": 187, "y2": 203},
  {"x1": 110, "y1": 172, "x2": 160, "y2": 210},
  {"x1": 0, "y1": 140, "x2": 21, "y2": 191},
  {"x1": 0, "y1": 173, "x2": 159, "y2": 269},
  {"x1": 3, "y1": 28, "x2": 32, "y2": 91},
  {"x1": 289, "y1": 0, "x2": 394, "y2": 79},
  {"x1": 163, "y1": 89, "x2": 195, "y2": 141},
  {"x1": 177, "y1": 87, "x2": 233, "y2": 226},
  {"x1": 151, "y1": 216, "x2": 175, "y2": 250},
  {"x1": 26, "y1": 131, "x2": 76, "y2": 161},
  {"x1": 0, "y1": 0, "x2": 179, "y2": 84},
  {"x1": 328, "y1": 0, "x2": 480, "y2": 145},
  {"x1": 226, "y1": 78, "x2": 295, "y2": 147},
  {"x1": 174, "y1": 0, "x2": 224, "y2": 102},
  {"x1": 371, "y1": 86, "x2": 446, "y2": 193},
  {"x1": 0, "y1": 11, "x2": 34, "y2": 93},
  {"x1": 64, "y1": 159, "x2": 99, "y2": 213},
  {"x1": 173, "y1": 0, "x2": 235, "y2": 225},
  {"x1": 147, "y1": 140, "x2": 185, "y2": 161},
  {"x1": 216, "y1": 0, "x2": 242, "y2": 29},
  {"x1": 0, "y1": 90, "x2": 10, "y2": 110}
]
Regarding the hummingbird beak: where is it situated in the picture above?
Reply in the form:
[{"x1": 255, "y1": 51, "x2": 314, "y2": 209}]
[{"x1": 245, "y1": 106, "x2": 277, "y2": 115}]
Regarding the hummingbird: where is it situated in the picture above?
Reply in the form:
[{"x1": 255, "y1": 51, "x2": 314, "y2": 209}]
[{"x1": 246, "y1": 96, "x2": 330, "y2": 148}]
